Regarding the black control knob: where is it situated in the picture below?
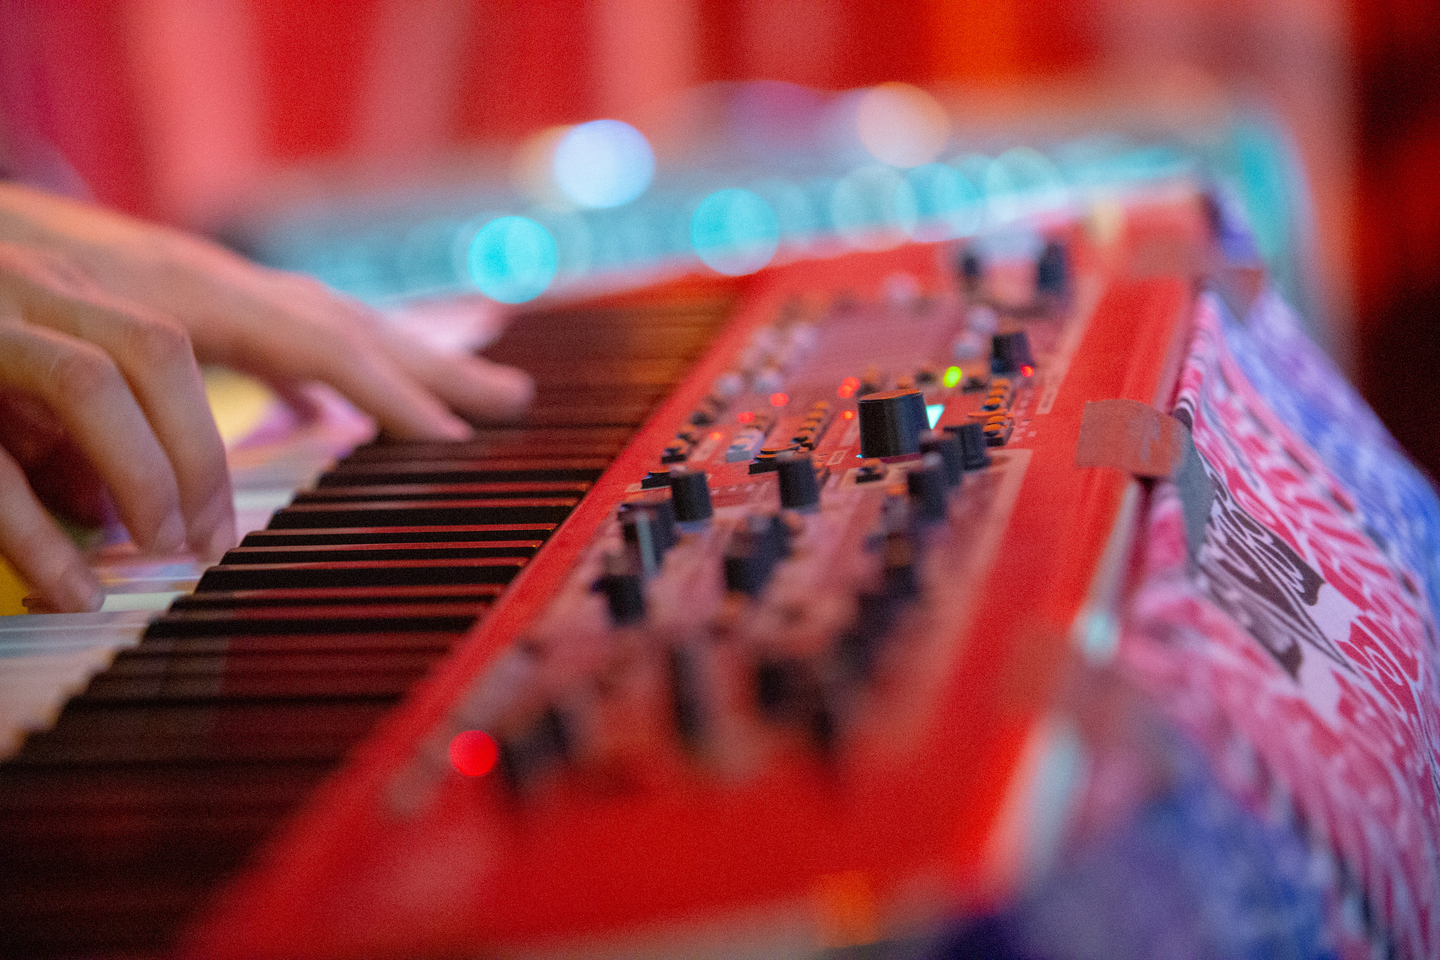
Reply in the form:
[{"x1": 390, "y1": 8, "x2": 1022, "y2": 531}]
[
  {"x1": 906, "y1": 453, "x2": 948, "y2": 521},
  {"x1": 594, "y1": 553, "x2": 645, "y2": 625},
  {"x1": 723, "y1": 514, "x2": 789, "y2": 596},
  {"x1": 919, "y1": 431, "x2": 963, "y2": 487},
  {"x1": 944, "y1": 421, "x2": 992, "y2": 471},
  {"x1": 991, "y1": 331, "x2": 1034, "y2": 375},
  {"x1": 497, "y1": 705, "x2": 571, "y2": 787},
  {"x1": 777, "y1": 452, "x2": 821, "y2": 510},
  {"x1": 620, "y1": 498, "x2": 677, "y2": 576},
  {"x1": 880, "y1": 528, "x2": 919, "y2": 600},
  {"x1": 1036, "y1": 240, "x2": 1068, "y2": 297},
  {"x1": 668, "y1": 469, "x2": 713, "y2": 523},
  {"x1": 601, "y1": 571, "x2": 645, "y2": 624},
  {"x1": 667, "y1": 646, "x2": 705, "y2": 746},
  {"x1": 957, "y1": 246, "x2": 983, "y2": 293},
  {"x1": 858, "y1": 388, "x2": 928, "y2": 459}
]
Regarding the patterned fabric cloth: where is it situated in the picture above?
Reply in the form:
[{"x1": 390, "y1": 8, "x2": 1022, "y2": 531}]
[{"x1": 932, "y1": 289, "x2": 1440, "y2": 959}]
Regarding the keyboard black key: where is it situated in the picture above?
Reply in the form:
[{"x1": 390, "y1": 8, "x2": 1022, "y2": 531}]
[
  {"x1": 195, "y1": 557, "x2": 527, "y2": 591},
  {"x1": 240, "y1": 524, "x2": 556, "y2": 546},
  {"x1": 265, "y1": 498, "x2": 578, "y2": 528}
]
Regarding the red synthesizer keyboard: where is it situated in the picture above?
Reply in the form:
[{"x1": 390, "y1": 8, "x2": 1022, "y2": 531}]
[{"x1": 2, "y1": 190, "x2": 1208, "y2": 959}]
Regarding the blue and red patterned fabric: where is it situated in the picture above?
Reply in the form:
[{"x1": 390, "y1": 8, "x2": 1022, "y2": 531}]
[{"x1": 940, "y1": 287, "x2": 1440, "y2": 959}]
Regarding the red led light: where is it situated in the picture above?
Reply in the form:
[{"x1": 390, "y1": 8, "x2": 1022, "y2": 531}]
[
  {"x1": 838, "y1": 376, "x2": 860, "y2": 399},
  {"x1": 736, "y1": 411, "x2": 755, "y2": 424},
  {"x1": 769, "y1": 392, "x2": 789, "y2": 407},
  {"x1": 1020, "y1": 364, "x2": 1035, "y2": 378},
  {"x1": 842, "y1": 410, "x2": 855, "y2": 420},
  {"x1": 449, "y1": 730, "x2": 498, "y2": 777}
]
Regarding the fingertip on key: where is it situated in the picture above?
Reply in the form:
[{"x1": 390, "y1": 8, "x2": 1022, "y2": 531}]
[{"x1": 152, "y1": 509, "x2": 188, "y2": 554}]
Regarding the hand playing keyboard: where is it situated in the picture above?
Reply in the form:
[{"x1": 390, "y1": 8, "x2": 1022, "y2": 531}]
[{"x1": 0, "y1": 183, "x2": 535, "y2": 613}]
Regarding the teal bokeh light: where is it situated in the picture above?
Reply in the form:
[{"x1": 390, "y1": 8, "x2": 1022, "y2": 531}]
[
  {"x1": 830, "y1": 165, "x2": 918, "y2": 250},
  {"x1": 690, "y1": 188, "x2": 781, "y2": 276},
  {"x1": 983, "y1": 148, "x2": 1067, "y2": 225},
  {"x1": 905, "y1": 163, "x2": 981, "y2": 239},
  {"x1": 467, "y1": 216, "x2": 558, "y2": 303}
]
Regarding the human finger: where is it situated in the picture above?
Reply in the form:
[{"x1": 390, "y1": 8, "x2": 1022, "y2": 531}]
[
  {"x1": 0, "y1": 246, "x2": 236, "y2": 557},
  {"x1": 371, "y1": 324, "x2": 535, "y2": 425},
  {"x1": 180, "y1": 273, "x2": 480, "y2": 440},
  {"x1": 0, "y1": 321, "x2": 186, "y2": 554},
  {"x1": 0, "y1": 189, "x2": 527, "y2": 439},
  {"x1": 248, "y1": 317, "x2": 477, "y2": 440},
  {"x1": 0, "y1": 442, "x2": 102, "y2": 613},
  {"x1": 0, "y1": 394, "x2": 110, "y2": 526}
]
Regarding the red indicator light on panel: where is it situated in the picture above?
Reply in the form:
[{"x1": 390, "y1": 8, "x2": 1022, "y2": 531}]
[
  {"x1": 842, "y1": 410, "x2": 855, "y2": 420},
  {"x1": 769, "y1": 392, "x2": 789, "y2": 407},
  {"x1": 838, "y1": 376, "x2": 860, "y2": 399},
  {"x1": 1020, "y1": 364, "x2": 1035, "y2": 378},
  {"x1": 449, "y1": 730, "x2": 499, "y2": 777},
  {"x1": 737, "y1": 411, "x2": 755, "y2": 424}
]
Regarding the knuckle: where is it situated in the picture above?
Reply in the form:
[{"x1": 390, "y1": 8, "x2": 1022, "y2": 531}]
[
  {"x1": 0, "y1": 244, "x2": 87, "y2": 301},
  {"x1": 290, "y1": 274, "x2": 379, "y2": 326},
  {"x1": 328, "y1": 323, "x2": 375, "y2": 363},
  {"x1": 123, "y1": 313, "x2": 194, "y2": 369},
  {"x1": 47, "y1": 342, "x2": 122, "y2": 406}
]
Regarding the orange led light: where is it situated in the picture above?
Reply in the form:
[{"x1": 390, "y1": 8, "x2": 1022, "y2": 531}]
[
  {"x1": 770, "y1": 392, "x2": 789, "y2": 407},
  {"x1": 842, "y1": 410, "x2": 855, "y2": 420}
]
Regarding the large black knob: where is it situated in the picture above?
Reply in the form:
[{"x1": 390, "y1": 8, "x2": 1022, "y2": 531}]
[
  {"x1": 858, "y1": 388, "x2": 928, "y2": 459},
  {"x1": 777, "y1": 452, "x2": 821, "y2": 510},
  {"x1": 668, "y1": 469, "x2": 713, "y2": 522}
]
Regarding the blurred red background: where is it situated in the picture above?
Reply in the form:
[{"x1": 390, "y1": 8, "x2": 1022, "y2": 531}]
[{"x1": 0, "y1": 0, "x2": 1435, "y2": 477}]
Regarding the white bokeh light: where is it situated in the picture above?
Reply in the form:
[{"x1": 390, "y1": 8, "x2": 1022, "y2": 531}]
[
  {"x1": 854, "y1": 83, "x2": 950, "y2": 169},
  {"x1": 552, "y1": 119, "x2": 655, "y2": 209}
]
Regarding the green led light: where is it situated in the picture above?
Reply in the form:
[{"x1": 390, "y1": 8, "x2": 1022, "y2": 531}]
[{"x1": 943, "y1": 365, "x2": 963, "y2": 388}]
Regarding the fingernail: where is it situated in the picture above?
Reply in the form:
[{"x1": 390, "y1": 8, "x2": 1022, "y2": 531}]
[
  {"x1": 59, "y1": 563, "x2": 103, "y2": 613},
  {"x1": 494, "y1": 367, "x2": 536, "y2": 407},
  {"x1": 190, "y1": 489, "x2": 238, "y2": 561},
  {"x1": 153, "y1": 509, "x2": 187, "y2": 554},
  {"x1": 205, "y1": 517, "x2": 238, "y2": 561},
  {"x1": 437, "y1": 414, "x2": 473, "y2": 441}
]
